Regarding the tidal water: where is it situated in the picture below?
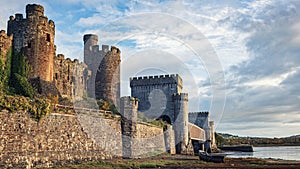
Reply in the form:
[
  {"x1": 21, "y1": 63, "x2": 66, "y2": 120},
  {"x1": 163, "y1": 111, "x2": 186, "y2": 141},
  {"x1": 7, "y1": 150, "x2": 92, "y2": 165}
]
[{"x1": 224, "y1": 146, "x2": 300, "y2": 161}]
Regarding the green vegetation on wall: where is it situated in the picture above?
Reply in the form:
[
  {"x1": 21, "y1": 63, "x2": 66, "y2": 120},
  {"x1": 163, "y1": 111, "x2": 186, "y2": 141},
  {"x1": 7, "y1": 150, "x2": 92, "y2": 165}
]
[
  {"x1": 9, "y1": 51, "x2": 35, "y2": 98},
  {"x1": 97, "y1": 99, "x2": 119, "y2": 115},
  {"x1": 0, "y1": 48, "x2": 12, "y2": 92},
  {"x1": 0, "y1": 94, "x2": 51, "y2": 121},
  {"x1": 215, "y1": 132, "x2": 227, "y2": 146}
]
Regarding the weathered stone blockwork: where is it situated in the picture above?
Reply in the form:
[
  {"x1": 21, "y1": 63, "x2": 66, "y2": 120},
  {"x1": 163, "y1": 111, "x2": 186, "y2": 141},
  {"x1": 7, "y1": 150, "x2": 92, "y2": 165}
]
[
  {"x1": 0, "y1": 110, "x2": 111, "y2": 168},
  {"x1": 83, "y1": 34, "x2": 120, "y2": 105},
  {"x1": 7, "y1": 4, "x2": 55, "y2": 82},
  {"x1": 134, "y1": 122, "x2": 166, "y2": 157},
  {"x1": 173, "y1": 93, "x2": 189, "y2": 154},
  {"x1": 120, "y1": 96, "x2": 168, "y2": 158},
  {"x1": 77, "y1": 113, "x2": 123, "y2": 157},
  {"x1": 95, "y1": 46, "x2": 120, "y2": 105},
  {"x1": 54, "y1": 54, "x2": 89, "y2": 100},
  {"x1": 130, "y1": 74, "x2": 183, "y2": 122},
  {"x1": 188, "y1": 112, "x2": 215, "y2": 151},
  {"x1": 0, "y1": 30, "x2": 12, "y2": 63}
]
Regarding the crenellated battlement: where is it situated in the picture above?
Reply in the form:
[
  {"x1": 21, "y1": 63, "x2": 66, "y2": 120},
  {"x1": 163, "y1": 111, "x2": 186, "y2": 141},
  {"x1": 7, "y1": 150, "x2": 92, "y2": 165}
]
[
  {"x1": 121, "y1": 96, "x2": 139, "y2": 107},
  {"x1": 26, "y1": 4, "x2": 44, "y2": 18},
  {"x1": 55, "y1": 54, "x2": 82, "y2": 64},
  {"x1": 189, "y1": 111, "x2": 209, "y2": 115},
  {"x1": 173, "y1": 93, "x2": 188, "y2": 101},
  {"x1": 188, "y1": 112, "x2": 210, "y2": 129},
  {"x1": 83, "y1": 33, "x2": 121, "y2": 103},
  {"x1": 83, "y1": 34, "x2": 119, "y2": 55},
  {"x1": 130, "y1": 74, "x2": 180, "y2": 81},
  {"x1": 130, "y1": 74, "x2": 183, "y2": 88}
]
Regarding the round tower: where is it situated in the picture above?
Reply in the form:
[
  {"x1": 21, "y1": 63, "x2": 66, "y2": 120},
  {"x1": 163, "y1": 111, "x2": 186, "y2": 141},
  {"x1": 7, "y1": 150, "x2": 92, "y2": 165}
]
[
  {"x1": 95, "y1": 46, "x2": 121, "y2": 106},
  {"x1": 7, "y1": 4, "x2": 55, "y2": 82},
  {"x1": 83, "y1": 34, "x2": 98, "y2": 63},
  {"x1": 83, "y1": 34, "x2": 99, "y2": 66},
  {"x1": 173, "y1": 93, "x2": 189, "y2": 154}
]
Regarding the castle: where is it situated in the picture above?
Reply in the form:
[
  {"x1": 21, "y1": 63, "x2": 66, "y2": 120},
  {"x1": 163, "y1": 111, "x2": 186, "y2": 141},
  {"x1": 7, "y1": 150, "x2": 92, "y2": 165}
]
[
  {"x1": 0, "y1": 4, "x2": 120, "y2": 104},
  {"x1": 128, "y1": 74, "x2": 216, "y2": 154},
  {"x1": 0, "y1": 4, "x2": 216, "y2": 158}
]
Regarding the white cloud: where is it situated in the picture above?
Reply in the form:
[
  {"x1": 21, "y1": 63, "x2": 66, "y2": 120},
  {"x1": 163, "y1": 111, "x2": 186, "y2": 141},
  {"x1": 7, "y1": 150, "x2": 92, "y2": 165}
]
[{"x1": 1, "y1": 0, "x2": 300, "y2": 137}]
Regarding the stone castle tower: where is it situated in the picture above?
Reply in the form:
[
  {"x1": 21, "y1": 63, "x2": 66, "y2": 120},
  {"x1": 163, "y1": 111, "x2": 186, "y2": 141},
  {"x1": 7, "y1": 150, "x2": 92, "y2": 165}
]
[
  {"x1": 130, "y1": 74, "x2": 189, "y2": 154},
  {"x1": 83, "y1": 34, "x2": 120, "y2": 105},
  {"x1": 173, "y1": 93, "x2": 189, "y2": 154},
  {"x1": 7, "y1": 4, "x2": 55, "y2": 82},
  {"x1": 1, "y1": 4, "x2": 121, "y2": 102}
]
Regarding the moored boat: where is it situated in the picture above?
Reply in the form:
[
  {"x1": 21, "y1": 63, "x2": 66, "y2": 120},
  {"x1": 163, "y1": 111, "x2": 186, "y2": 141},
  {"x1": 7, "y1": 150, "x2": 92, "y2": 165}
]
[{"x1": 199, "y1": 150, "x2": 226, "y2": 163}]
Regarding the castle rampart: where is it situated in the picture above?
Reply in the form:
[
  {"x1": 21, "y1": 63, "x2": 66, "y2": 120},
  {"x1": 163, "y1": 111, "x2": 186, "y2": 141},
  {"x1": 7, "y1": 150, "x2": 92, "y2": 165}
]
[
  {"x1": 188, "y1": 112, "x2": 210, "y2": 128},
  {"x1": 54, "y1": 54, "x2": 89, "y2": 100}
]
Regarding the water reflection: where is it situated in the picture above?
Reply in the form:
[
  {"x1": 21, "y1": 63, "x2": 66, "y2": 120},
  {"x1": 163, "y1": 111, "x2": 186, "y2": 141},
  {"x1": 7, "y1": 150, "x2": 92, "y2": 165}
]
[{"x1": 221, "y1": 146, "x2": 300, "y2": 161}]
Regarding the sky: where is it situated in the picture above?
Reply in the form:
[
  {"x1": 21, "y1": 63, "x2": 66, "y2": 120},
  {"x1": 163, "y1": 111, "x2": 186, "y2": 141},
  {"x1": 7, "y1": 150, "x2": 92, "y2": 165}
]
[{"x1": 1, "y1": 0, "x2": 299, "y2": 137}]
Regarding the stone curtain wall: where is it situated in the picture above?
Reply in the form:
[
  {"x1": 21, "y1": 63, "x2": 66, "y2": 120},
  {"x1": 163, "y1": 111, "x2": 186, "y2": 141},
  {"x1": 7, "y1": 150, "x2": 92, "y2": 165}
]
[
  {"x1": 77, "y1": 113, "x2": 123, "y2": 157},
  {"x1": 120, "y1": 96, "x2": 173, "y2": 158},
  {"x1": 133, "y1": 122, "x2": 166, "y2": 157},
  {"x1": 0, "y1": 111, "x2": 111, "y2": 168},
  {"x1": 54, "y1": 54, "x2": 89, "y2": 100}
]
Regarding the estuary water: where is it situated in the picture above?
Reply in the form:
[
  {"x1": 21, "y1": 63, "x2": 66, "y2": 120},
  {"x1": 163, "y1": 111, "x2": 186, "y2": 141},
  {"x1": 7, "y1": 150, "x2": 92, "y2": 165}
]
[{"x1": 224, "y1": 146, "x2": 300, "y2": 161}]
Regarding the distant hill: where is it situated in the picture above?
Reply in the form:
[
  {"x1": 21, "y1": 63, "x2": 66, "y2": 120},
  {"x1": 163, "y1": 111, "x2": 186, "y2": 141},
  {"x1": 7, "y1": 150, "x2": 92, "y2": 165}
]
[{"x1": 216, "y1": 133, "x2": 300, "y2": 146}]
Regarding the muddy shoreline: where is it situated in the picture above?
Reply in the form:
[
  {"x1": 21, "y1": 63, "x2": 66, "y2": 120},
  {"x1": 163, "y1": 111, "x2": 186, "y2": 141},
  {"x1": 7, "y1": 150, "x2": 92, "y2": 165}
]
[{"x1": 51, "y1": 154, "x2": 300, "y2": 169}]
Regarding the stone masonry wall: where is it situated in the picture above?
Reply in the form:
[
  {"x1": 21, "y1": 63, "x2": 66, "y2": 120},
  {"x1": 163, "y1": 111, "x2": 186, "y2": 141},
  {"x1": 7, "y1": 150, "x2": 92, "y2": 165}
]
[
  {"x1": 132, "y1": 122, "x2": 166, "y2": 158},
  {"x1": 83, "y1": 34, "x2": 121, "y2": 105},
  {"x1": 0, "y1": 30, "x2": 12, "y2": 63},
  {"x1": 95, "y1": 46, "x2": 121, "y2": 106},
  {"x1": 7, "y1": 4, "x2": 55, "y2": 82},
  {"x1": 130, "y1": 74, "x2": 183, "y2": 123},
  {"x1": 54, "y1": 54, "x2": 89, "y2": 100},
  {"x1": 0, "y1": 110, "x2": 111, "y2": 168},
  {"x1": 77, "y1": 113, "x2": 123, "y2": 157}
]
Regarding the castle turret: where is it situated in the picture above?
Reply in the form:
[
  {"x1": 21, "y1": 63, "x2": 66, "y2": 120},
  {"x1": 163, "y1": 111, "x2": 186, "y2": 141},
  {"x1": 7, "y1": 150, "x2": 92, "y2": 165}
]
[
  {"x1": 7, "y1": 4, "x2": 55, "y2": 82},
  {"x1": 120, "y1": 96, "x2": 138, "y2": 158},
  {"x1": 26, "y1": 4, "x2": 44, "y2": 19},
  {"x1": 95, "y1": 46, "x2": 121, "y2": 105},
  {"x1": 173, "y1": 93, "x2": 189, "y2": 154},
  {"x1": 209, "y1": 121, "x2": 216, "y2": 148},
  {"x1": 83, "y1": 34, "x2": 99, "y2": 68},
  {"x1": 83, "y1": 34, "x2": 121, "y2": 106}
]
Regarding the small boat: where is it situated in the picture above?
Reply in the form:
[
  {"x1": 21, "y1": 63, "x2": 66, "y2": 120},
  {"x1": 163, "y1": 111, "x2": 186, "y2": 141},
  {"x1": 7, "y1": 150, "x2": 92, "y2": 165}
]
[{"x1": 199, "y1": 150, "x2": 226, "y2": 163}]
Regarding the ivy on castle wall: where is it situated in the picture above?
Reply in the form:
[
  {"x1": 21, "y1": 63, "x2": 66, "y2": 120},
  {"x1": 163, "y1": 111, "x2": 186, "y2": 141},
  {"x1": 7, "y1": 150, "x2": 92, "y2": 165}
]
[
  {"x1": 0, "y1": 94, "x2": 51, "y2": 121},
  {"x1": 0, "y1": 47, "x2": 12, "y2": 92},
  {"x1": 9, "y1": 51, "x2": 35, "y2": 98}
]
